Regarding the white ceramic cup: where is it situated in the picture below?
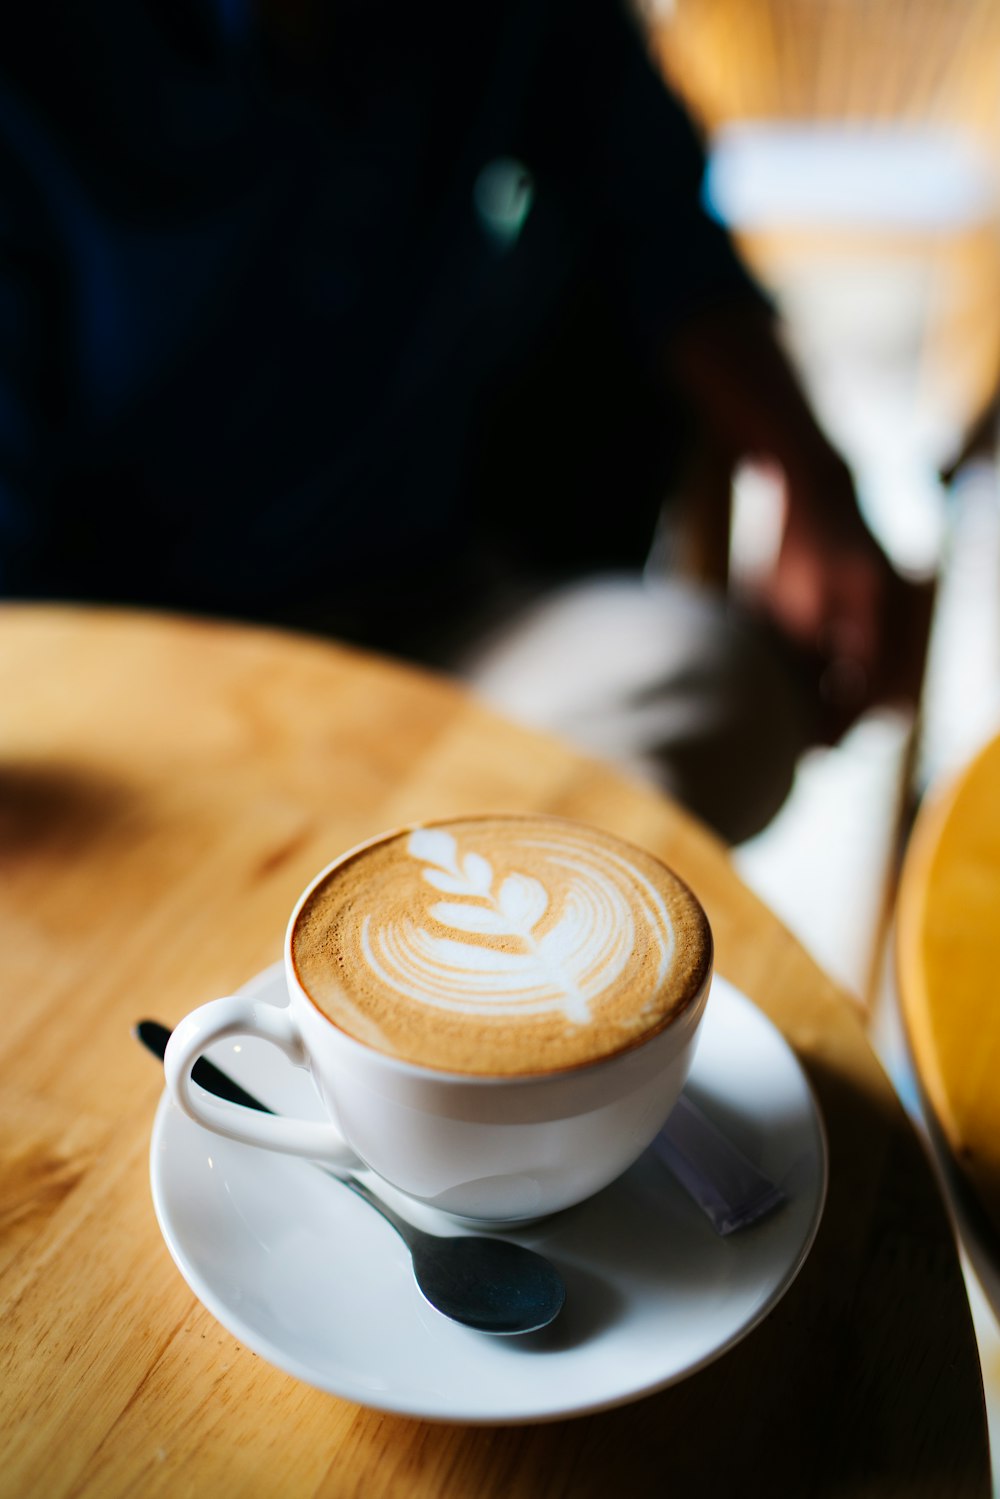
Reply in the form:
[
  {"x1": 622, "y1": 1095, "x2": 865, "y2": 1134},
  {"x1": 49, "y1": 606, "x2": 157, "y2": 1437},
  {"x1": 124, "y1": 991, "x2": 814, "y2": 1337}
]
[{"x1": 164, "y1": 830, "x2": 713, "y2": 1224}]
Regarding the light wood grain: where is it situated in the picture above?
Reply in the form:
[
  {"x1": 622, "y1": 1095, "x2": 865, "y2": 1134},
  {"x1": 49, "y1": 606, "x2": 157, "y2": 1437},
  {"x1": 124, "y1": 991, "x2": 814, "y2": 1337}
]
[
  {"x1": 0, "y1": 605, "x2": 989, "y2": 1498},
  {"x1": 897, "y1": 731, "x2": 1000, "y2": 1244}
]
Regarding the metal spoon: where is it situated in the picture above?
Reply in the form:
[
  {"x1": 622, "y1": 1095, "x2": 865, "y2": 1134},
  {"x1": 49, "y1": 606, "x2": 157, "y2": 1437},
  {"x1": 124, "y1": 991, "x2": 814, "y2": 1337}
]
[{"x1": 135, "y1": 1020, "x2": 565, "y2": 1335}]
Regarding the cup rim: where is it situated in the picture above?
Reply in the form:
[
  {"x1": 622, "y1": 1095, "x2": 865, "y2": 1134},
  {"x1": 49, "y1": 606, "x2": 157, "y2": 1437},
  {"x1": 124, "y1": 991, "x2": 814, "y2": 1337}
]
[{"x1": 284, "y1": 813, "x2": 714, "y2": 1086}]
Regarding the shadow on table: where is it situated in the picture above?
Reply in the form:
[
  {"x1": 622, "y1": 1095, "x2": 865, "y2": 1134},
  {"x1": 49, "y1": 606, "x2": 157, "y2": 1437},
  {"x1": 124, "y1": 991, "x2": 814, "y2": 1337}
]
[
  {"x1": 369, "y1": 1054, "x2": 991, "y2": 1499},
  {"x1": 0, "y1": 761, "x2": 138, "y2": 855}
]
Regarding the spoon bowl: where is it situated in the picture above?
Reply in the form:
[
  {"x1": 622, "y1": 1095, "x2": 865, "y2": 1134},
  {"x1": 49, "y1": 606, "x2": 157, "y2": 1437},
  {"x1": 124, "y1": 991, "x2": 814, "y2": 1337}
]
[
  {"x1": 345, "y1": 1173, "x2": 565, "y2": 1334},
  {"x1": 413, "y1": 1234, "x2": 565, "y2": 1334}
]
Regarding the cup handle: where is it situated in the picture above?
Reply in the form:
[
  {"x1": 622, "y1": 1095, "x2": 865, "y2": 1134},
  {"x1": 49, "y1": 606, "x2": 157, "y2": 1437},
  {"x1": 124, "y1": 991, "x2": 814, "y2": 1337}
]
[{"x1": 163, "y1": 993, "x2": 361, "y2": 1169}]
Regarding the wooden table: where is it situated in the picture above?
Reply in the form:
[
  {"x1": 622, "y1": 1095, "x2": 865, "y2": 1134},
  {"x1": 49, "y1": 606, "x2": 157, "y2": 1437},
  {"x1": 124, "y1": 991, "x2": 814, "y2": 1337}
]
[
  {"x1": 897, "y1": 729, "x2": 1000, "y2": 1252},
  {"x1": 0, "y1": 605, "x2": 989, "y2": 1498}
]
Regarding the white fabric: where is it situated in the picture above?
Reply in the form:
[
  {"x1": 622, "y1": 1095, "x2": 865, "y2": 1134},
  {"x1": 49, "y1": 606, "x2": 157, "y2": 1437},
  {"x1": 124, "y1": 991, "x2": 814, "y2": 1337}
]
[{"x1": 458, "y1": 574, "x2": 809, "y2": 844}]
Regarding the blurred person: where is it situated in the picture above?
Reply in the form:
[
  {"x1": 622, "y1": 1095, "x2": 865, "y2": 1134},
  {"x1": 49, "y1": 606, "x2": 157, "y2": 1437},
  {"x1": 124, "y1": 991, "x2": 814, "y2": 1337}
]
[{"x1": 0, "y1": 0, "x2": 919, "y2": 841}]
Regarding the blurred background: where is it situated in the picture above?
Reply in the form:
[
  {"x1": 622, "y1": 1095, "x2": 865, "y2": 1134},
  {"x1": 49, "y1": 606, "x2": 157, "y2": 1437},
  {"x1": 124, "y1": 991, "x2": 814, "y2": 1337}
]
[
  {"x1": 643, "y1": 0, "x2": 1000, "y2": 1470},
  {"x1": 640, "y1": 0, "x2": 1000, "y2": 989}
]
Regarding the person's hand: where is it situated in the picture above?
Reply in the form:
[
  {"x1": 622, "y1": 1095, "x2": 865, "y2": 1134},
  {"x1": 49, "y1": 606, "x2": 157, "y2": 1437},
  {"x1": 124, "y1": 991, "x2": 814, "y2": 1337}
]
[
  {"x1": 664, "y1": 297, "x2": 934, "y2": 740},
  {"x1": 742, "y1": 452, "x2": 932, "y2": 744}
]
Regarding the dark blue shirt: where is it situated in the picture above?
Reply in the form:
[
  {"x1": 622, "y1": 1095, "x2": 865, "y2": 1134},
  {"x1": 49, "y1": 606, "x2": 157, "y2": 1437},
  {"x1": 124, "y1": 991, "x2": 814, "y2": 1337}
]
[{"x1": 0, "y1": 0, "x2": 758, "y2": 637}]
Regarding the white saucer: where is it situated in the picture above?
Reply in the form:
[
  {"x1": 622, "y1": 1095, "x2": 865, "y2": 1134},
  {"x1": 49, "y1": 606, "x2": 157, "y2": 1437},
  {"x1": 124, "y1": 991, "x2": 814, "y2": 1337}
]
[{"x1": 150, "y1": 968, "x2": 827, "y2": 1423}]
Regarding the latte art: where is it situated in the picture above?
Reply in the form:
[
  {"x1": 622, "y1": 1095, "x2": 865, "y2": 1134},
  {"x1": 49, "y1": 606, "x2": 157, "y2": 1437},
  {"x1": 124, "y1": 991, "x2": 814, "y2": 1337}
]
[
  {"x1": 291, "y1": 816, "x2": 712, "y2": 1075},
  {"x1": 362, "y1": 828, "x2": 673, "y2": 1024}
]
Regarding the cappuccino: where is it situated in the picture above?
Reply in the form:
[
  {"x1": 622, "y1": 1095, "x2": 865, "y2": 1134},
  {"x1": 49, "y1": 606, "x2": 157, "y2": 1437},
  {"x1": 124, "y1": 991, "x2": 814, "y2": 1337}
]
[{"x1": 291, "y1": 815, "x2": 712, "y2": 1076}]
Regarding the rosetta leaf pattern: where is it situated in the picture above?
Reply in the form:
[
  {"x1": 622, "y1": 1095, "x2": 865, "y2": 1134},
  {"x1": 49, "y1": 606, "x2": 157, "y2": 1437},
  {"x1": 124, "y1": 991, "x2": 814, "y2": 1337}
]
[
  {"x1": 370, "y1": 829, "x2": 664, "y2": 1024},
  {"x1": 462, "y1": 852, "x2": 493, "y2": 893},
  {"x1": 413, "y1": 832, "x2": 551, "y2": 944},
  {"x1": 409, "y1": 828, "x2": 461, "y2": 874},
  {"x1": 406, "y1": 830, "x2": 591, "y2": 1016},
  {"x1": 422, "y1": 869, "x2": 475, "y2": 895},
  {"x1": 429, "y1": 903, "x2": 512, "y2": 936},
  {"x1": 497, "y1": 874, "x2": 548, "y2": 931}
]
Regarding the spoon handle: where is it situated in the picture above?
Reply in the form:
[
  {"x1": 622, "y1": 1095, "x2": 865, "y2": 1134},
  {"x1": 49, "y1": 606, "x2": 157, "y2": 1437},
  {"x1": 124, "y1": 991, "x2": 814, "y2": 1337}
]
[{"x1": 340, "y1": 1175, "x2": 426, "y2": 1250}]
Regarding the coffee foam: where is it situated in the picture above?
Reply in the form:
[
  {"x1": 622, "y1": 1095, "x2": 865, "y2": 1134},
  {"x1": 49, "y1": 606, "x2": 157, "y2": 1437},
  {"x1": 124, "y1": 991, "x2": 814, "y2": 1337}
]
[{"x1": 291, "y1": 816, "x2": 712, "y2": 1075}]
